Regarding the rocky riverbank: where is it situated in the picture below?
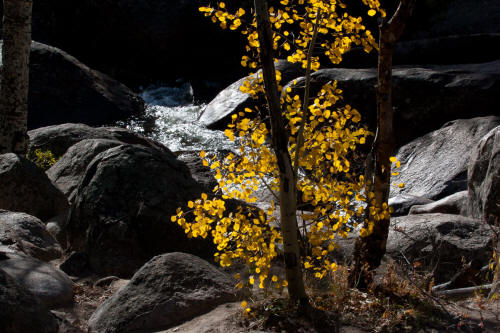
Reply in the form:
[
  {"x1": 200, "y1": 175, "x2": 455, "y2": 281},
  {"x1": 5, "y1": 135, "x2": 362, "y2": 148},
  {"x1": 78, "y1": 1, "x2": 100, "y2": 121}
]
[{"x1": 1, "y1": 0, "x2": 500, "y2": 331}]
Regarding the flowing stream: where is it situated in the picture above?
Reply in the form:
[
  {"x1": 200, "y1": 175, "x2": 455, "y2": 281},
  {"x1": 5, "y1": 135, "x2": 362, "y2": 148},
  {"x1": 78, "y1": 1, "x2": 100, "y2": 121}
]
[
  {"x1": 120, "y1": 82, "x2": 362, "y2": 226},
  {"x1": 119, "y1": 83, "x2": 234, "y2": 153}
]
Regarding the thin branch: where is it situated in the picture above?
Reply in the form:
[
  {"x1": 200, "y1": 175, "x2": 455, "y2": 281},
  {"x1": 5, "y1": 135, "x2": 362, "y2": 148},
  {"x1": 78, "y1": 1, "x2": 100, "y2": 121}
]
[{"x1": 293, "y1": 8, "x2": 323, "y2": 179}]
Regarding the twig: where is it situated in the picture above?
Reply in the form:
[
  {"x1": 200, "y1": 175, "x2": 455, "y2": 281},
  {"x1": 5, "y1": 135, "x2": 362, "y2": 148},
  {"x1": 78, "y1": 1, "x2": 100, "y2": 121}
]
[{"x1": 434, "y1": 284, "x2": 493, "y2": 299}]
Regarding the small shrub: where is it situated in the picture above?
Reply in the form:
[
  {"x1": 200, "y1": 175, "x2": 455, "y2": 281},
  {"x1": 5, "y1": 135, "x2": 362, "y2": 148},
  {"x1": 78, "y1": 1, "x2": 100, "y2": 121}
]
[{"x1": 27, "y1": 149, "x2": 57, "y2": 170}]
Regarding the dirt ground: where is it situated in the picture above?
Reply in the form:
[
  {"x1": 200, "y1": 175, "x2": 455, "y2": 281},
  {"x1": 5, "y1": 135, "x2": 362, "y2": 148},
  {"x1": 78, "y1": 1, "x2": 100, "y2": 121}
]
[{"x1": 50, "y1": 272, "x2": 500, "y2": 333}]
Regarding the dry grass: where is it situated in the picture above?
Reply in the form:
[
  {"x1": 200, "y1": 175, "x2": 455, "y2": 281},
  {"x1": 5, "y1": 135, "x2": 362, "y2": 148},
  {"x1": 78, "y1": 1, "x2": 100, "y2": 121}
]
[{"x1": 235, "y1": 260, "x2": 495, "y2": 332}]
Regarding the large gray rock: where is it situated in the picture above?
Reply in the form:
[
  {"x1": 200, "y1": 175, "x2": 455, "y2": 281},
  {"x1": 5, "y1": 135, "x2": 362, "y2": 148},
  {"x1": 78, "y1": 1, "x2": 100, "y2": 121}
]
[
  {"x1": 0, "y1": 153, "x2": 69, "y2": 221},
  {"x1": 341, "y1": 0, "x2": 500, "y2": 67},
  {"x1": 198, "y1": 76, "x2": 253, "y2": 130},
  {"x1": 88, "y1": 252, "x2": 237, "y2": 333},
  {"x1": 163, "y1": 302, "x2": 243, "y2": 333},
  {"x1": 47, "y1": 137, "x2": 165, "y2": 243},
  {"x1": 47, "y1": 139, "x2": 123, "y2": 203},
  {"x1": 342, "y1": 33, "x2": 500, "y2": 68},
  {"x1": 388, "y1": 195, "x2": 434, "y2": 217},
  {"x1": 67, "y1": 144, "x2": 213, "y2": 277},
  {"x1": 51, "y1": 311, "x2": 86, "y2": 333},
  {"x1": 0, "y1": 210, "x2": 62, "y2": 261},
  {"x1": 3, "y1": 0, "x2": 498, "y2": 88},
  {"x1": 0, "y1": 41, "x2": 144, "y2": 130},
  {"x1": 394, "y1": 34, "x2": 500, "y2": 66},
  {"x1": 409, "y1": 191, "x2": 468, "y2": 216},
  {"x1": 201, "y1": 61, "x2": 500, "y2": 146},
  {"x1": 386, "y1": 214, "x2": 495, "y2": 282},
  {"x1": 0, "y1": 268, "x2": 59, "y2": 333},
  {"x1": 0, "y1": 252, "x2": 74, "y2": 308},
  {"x1": 199, "y1": 60, "x2": 304, "y2": 129},
  {"x1": 28, "y1": 123, "x2": 168, "y2": 158},
  {"x1": 390, "y1": 117, "x2": 500, "y2": 203},
  {"x1": 301, "y1": 63, "x2": 500, "y2": 146},
  {"x1": 468, "y1": 125, "x2": 500, "y2": 222},
  {"x1": 176, "y1": 151, "x2": 218, "y2": 194}
]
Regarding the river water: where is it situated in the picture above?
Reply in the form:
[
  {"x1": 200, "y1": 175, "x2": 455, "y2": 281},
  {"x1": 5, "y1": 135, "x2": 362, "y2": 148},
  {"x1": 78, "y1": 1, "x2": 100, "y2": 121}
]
[
  {"x1": 119, "y1": 83, "x2": 234, "y2": 153},
  {"x1": 120, "y1": 82, "x2": 362, "y2": 226}
]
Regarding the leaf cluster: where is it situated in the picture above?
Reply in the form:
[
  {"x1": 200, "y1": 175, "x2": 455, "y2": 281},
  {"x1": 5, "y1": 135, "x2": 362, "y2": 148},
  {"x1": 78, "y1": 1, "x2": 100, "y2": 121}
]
[{"x1": 173, "y1": 0, "x2": 398, "y2": 300}]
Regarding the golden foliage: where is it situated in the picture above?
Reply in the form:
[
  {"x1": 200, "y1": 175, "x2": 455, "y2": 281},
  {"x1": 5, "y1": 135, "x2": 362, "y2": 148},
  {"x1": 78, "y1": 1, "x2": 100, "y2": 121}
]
[
  {"x1": 173, "y1": 0, "x2": 398, "y2": 297},
  {"x1": 28, "y1": 149, "x2": 57, "y2": 170}
]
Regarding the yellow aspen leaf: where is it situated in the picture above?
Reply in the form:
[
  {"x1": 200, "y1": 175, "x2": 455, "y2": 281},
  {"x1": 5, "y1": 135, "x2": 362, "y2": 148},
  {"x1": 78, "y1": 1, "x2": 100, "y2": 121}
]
[
  {"x1": 237, "y1": 8, "x2": 245, "y2": 16},
  {"x1": 224, "y1": 129, "x2": 235, "y2": 141},
  {"x1": 368, "y1": 9, "x2": 376, "y2": 16}
]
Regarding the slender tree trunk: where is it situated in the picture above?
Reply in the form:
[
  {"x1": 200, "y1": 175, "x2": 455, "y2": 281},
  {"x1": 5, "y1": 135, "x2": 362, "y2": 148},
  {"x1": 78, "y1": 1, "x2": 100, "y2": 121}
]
[
  {"x1": 0, "y1": 0, "x2": 32, "y2": 154},
  {"x1": 349, "y1": 0, "x2": 415, "y2": 289},
  {"x1": 254, "y1": 0, "x2": 308, "y2": 305}
]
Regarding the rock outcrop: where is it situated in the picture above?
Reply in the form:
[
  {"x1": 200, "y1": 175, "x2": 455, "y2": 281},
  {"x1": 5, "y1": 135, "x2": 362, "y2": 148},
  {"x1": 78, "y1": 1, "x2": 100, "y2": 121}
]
[
  {"x1": 88, "y1": 252, "x2": 237, "y2": 333},
  {"x1": 388, "y1": 195, "x2": 434, "y2": 217},
  {"x1": 28, "y1": 123, "x2": 168, "y2": 158},
  {"x1": 47, "y1": 139, "x2": 123, "y2": 203},
  {"x1": 386, "y1": 214, "x2": 494, "y2": 282},
  {"x1": 0, "y1": 268, "x2": 59, "y2": 333},
  {"x1": 67, "y1": 144, "x2": 213, "y2": 277},
  {"x1": 200, "y1": 62, "x2": 500, "y2": 147},
  {"x1": 0, "y1": 252, "x2": 74, "y2": 308},
  {"x1": 295, "y1": 63, "x2": 500, "y2": 146},
  {"x1": 177, "y1": 151, "x2": 218, "y2": 194},
  {"x1": 0, "y1": 41, "x2": 144, "y2": 129},
  {"x1": 0, "y1": 210, "x2": 62, "y2": 261},
  {"x1": 390, "y1": 117, "x2": 500, "y2": 206},
  {"x1": 3, "y1": 0, "x2": 498, "y2": 89},
  {"x1": 409, "y1": 191, "x2": 468, "y2": 216},
  {"x1": 468, "y1": 125, "x2": 500, "y2": 222},
  {"x1": 0, "y1": 153, "x2": 69, "y2": 221},
  {"x1": 199, "y1": 60, "x2": 304, "y2": 129}
]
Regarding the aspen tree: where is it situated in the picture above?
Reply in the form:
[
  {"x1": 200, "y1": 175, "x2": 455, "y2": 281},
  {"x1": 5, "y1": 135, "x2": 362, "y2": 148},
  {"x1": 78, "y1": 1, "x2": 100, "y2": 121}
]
[
  {"x1": 0, "y1": 0, "x2": 32, "y2": 154},
  {"x1": 173, "y1": 0, "x2": 392, "y2": 305}
]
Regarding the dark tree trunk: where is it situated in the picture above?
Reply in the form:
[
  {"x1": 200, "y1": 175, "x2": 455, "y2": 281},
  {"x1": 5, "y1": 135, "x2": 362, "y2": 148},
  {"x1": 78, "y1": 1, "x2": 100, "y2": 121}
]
[{"x1": 349, "y1": 0, "x2": 415, "y2": 289}]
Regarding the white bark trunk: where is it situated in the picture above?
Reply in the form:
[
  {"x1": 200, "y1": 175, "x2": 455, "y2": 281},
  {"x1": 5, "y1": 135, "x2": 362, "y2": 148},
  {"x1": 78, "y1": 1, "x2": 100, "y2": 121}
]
[
  {"x1": 254, "y1": 0, "x2": 308, "y2": 304},
  {"x1": 0, "y1": 0, "x2": 32, "y2": 154}
]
